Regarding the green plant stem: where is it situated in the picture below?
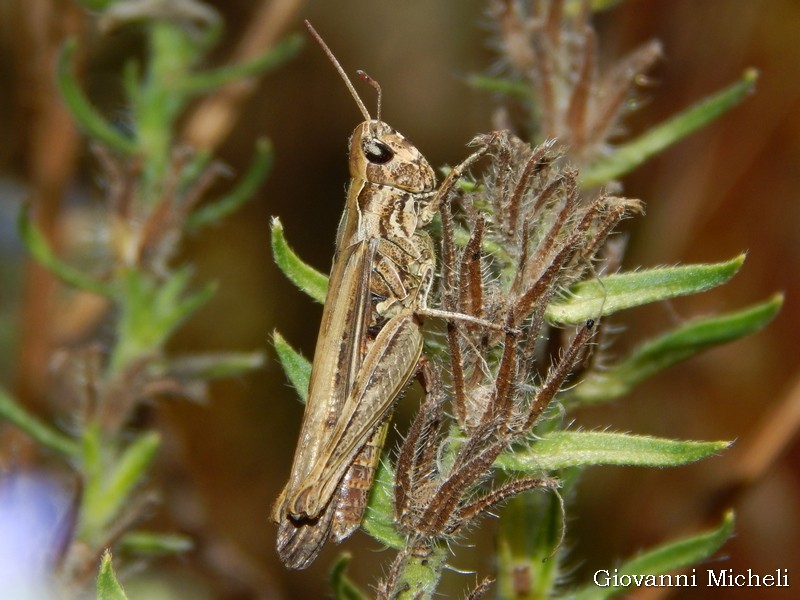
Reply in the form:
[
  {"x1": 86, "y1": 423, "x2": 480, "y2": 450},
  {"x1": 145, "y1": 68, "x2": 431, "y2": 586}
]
[
  {"x1": 136, "y1": 22, "x2": 196, "y2": 202},
  {"x1": 392, "y1": 547, "x2": 448, "y2": 600},
  {"x1": 498, "y1": 491, "x2": 564, "y2": 600}
]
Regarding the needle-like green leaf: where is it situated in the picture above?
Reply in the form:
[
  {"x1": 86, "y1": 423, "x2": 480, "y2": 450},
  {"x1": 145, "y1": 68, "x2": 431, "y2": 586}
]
[
  {"x1": 118, "y1": 531, "x2": 194, "y2": 556},
  {"x1": 58, "y1": 39, "x2": 137, "y2": 155},
  {"x1": 330, "y1": 554, "x2": 369, "y2": 600},
  {"x1": 546, "y1": 255, "x2": 745, "y2": 324},
  {"x1": 271, "y1": 217, "x2": 329, "y2": 303},
  {"x1": 96, "y1": 551, "x2": 129, "y2": 600},
  {"x1": 180, "y1": 34, "x2": 303, "y2": 94},
  {"x1": 18, "y1": 205, "x2": 114, "y2": 297},
  {"x1": 0, "y1": 386, "x2": 79, "y2": 457},
  {"x1": 581, "y1": 69, "x2": 758, "y2": 187},
  {"x1": 572, "y1": 294, "x2": 783, "y2": 404},
  {"x1": 187, "y1": 138, "x2": 274, "y2": 231},
  {"x1": 567, "y1": 512, "x2": 735, "y2": 600},
  {"x1": 272, "y1": 330, "x2": 311, "y2": 403},
  {"x1": 496, "y1": 431, "x2": 730, "y2": 472}
]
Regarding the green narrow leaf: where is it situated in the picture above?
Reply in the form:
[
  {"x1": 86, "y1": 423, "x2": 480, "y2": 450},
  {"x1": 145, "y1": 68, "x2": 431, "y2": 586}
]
[
  {"x1": 179, "y1": 33, "x2": 304, "y2": 93},
  {"x1": 568, "y1": 512, "x2": 735, "y2": 600},
  {"x1": 105, "y1": 432, "x2": 161, "y2": 507},
  {"x1": 465, "y1": 74, "x2": 531, "y2": 99},
  {"x1": 58, "y1": 39, "x2": 137, "y2": 155},
  {"x1": 122, "y1": 58, "x2": 142, "y2": 109},
  {"x1": 82, "y1": 423, "x2": 103, "y2": 487},
  {"x1": 546, "y1": 254, "x2": 745, "y2": 325},
  {"x1": 187, "y1": 138, "x2": 274, "y2": 231},
  {"x1": 118, "y1": 531, "x2": 194, "y2": 556},
  {"x1": 18, "y1": 205, "x2": 114, "y2": 297},
  {"x1": 272, "y1": 330, "x2": 311, "y2": 403},
  {"x1": 0, "y1": 386, "x2": 79, "y2": 457},
  {"x1": 76, "y1": 0, "x2": 114, "y2": 10},
  {"x1": 161, "y1": 269, "x2": 218, "y2": 327},
  {"x1": 168, "y1": 351, "x2": 265, "y2": 380},
  {"x1": 581, "y1": 69, "x2": 758, "y2": 187},
  {"x1": 97, "y1": 551, "x2": 129, "y2": 600},
  {"x1": 330, "y1": 553, "x2": 369, "y2": 600},
  {"x1": 496, "y1": 431, "x2": 730, "y2": 472},
  {"x1": 573, "y1": 294, "x2": 783, "y2": 404},
  {"x1": 270, "y1": 217, "x2": 329, "y2": 303},
  {"x1": 566, "y1": 0, "x2": 626, "y2": 13},
  {"x1": 84, "y1": 433, "x2": 161, "y2": 533},
  {"x1": 362, "y1": 459, "x2": 405, "y2": 550},
  {"x1": 80, "y1": 424, "x2": 105, "y2": 544}
]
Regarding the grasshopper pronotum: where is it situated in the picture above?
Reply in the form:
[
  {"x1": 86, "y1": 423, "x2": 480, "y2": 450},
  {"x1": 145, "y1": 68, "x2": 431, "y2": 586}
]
[{"x1": 272, "y1": 21, "x2": 495, "y2": 569}]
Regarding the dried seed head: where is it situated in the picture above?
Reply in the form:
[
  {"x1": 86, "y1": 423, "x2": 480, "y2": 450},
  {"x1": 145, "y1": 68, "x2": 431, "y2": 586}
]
[
  {"x1": 394, "y1": 128, "x2": 641, "y2": 544},
  {"x1": 488, "y1": 1, "x2": 662, "y2": 167}
]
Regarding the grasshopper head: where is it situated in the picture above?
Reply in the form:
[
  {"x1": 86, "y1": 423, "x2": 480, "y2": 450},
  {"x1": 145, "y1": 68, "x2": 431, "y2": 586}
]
[
  {"x1": 302, "y1": 23, "x2": 436, "y2": 194},
  {"x1": 349, "y1": 120, "x2": 436, "y2": 193}
]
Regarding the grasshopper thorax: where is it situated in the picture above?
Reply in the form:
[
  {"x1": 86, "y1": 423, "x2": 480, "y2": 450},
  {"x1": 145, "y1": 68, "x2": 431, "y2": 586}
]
[{"x1": 349, "y1": 120, "x2": 436, "y2": 193}]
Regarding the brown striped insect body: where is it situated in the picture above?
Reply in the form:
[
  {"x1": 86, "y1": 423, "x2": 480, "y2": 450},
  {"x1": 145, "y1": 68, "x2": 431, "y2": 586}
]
[{"x1": 272, "y1": 21, "x2": 494, "y2": 569}]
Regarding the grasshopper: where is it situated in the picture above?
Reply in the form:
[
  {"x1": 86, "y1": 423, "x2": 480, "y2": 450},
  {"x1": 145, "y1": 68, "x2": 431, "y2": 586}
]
[{"x1": 272, "y1": 21, "x2": 495, "y2": 569}]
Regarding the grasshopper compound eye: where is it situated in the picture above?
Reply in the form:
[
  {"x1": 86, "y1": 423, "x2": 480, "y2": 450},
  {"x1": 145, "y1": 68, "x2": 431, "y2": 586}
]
[{"x1": 363, "y1": 138, "x2": 394, "y2": 164}]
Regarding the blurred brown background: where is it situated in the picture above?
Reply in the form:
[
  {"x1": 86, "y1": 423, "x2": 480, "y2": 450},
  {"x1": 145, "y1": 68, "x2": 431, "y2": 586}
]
[{"x1": 1, "y1": 0, "x2": 798, "y2": 598}]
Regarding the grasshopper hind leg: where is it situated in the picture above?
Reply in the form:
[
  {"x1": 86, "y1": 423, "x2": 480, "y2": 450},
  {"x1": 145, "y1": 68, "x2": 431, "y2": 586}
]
[{"x1": 330, "y1": 416, "x2": 391, "y2": 542}]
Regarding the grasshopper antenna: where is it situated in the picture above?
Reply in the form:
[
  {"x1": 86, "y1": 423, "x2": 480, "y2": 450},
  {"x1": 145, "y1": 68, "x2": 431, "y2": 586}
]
[
  {"x1": 356, "y1": 70, "x2": 382, "y2": 130},
  {"x1": 304, "y1": 20, "x2": 378, "y2": 131}
]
